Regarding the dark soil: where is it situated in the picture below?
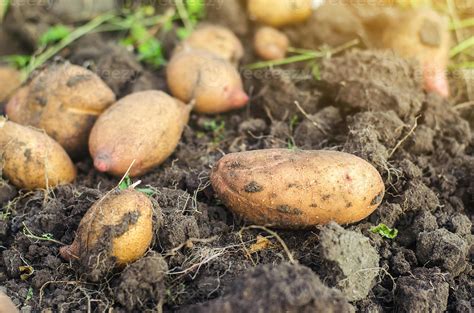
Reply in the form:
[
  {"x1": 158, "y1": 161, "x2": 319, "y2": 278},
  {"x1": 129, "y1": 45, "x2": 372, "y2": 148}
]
[{"x1": 0, "y1": 2, "x2": 472, "y2": 313}]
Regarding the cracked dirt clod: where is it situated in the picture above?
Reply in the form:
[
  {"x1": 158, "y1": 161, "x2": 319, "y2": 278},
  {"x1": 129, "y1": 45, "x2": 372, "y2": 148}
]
[
  {"x1": 395, "y1": 267, "x2": 449, "y2": 312},
  {"x1": 316, "y1": 222, "x2": 380, "y2": 301},
  {"x1": 416, "y1": 228, "x2": 469, "y2": 276},
  {"x1": 114, "y1": 252, "x2": 168, "y2": 311},
  {"x1": 180, "y1": 262, "x2": 354, "y2": 313}
]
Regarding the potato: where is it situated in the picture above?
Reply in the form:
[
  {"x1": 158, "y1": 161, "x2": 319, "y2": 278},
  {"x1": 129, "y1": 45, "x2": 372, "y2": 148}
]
[
  {"x1": 167, "y1": 49, "x2": 249, "y2": 114},
  {"x1": 0, "y1": 66, "x2": 22, "y2": 103},
  {"x1": 175, "y1": 25, "x2": 244, "y2": 66},
  {"x1": 248, "y1": 0, "x2": 312, "y2": 27},
  {"x1": 363, "y1": 8, "x2": 450, "y2": 97},
  {"x1": 254, "y1": 26, "x2": 289, "y2": 60},
  {"x1": 89, "y1": 90, "x2": 191, "y2": 177},
  {"x1": 211, "y1": 149, "x2": 384, "y2": 228},
  {"x1": 0, "y1": 291, "x2": 18, "y2": 313},
  {"x1": 0, "y1": 118, "x2": 76, "y2": 190},
  {"x1": 59, "y1": 189, "x2": 153, "y2": 270},
  {"x1": 5, "y1": 63, "x2": 116, "y2": 158}
]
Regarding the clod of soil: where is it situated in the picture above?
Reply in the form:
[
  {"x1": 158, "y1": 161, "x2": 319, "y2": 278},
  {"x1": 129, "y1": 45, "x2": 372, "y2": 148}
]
[
  {"x1": 316, "y1": 222, "x2": 380, "y2": 301},
  {"x1": 114, "y1": 252, "x2": 168, "y2": 311},
  {"x1": 416, "y1": 228, "x2": 469, "y2": 276},
  {"x1": 181, "y1": 262, "x2": 354, "y2": 313},
  {"x1": 395, "y1": 267, "x2": 450, "y2": 312}
]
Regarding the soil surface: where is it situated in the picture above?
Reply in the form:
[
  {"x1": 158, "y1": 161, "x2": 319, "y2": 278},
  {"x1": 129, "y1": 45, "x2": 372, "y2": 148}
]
[{"x1": 0, "y1": 2, "x2": 472, "y2": 313}]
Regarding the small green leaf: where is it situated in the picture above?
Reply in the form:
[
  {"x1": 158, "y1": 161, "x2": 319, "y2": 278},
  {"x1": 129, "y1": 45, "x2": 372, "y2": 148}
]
[
  {"x1": 1, "y1": 55, "x2": 31, "y2": 69},
  {"x1": 39, "y1": 25, "x2": 71, "y2": 46},
  {"x1": 119, "y1": 176, "x2": 132, "y2": 190},
  {"x1": 370, "y1": 223, "x2": 398, "y2": 239},
  {"x1": 136, "y1": 188, "x2": 155, "y2": 196},
  {"x1": 176, "y1": 27, "x2": 191, "y2": 40},
  {"x1": 186, "y1": 0, "x2": 205, "y2": 18},
  {"x1": 130, "y1": 24, "x2": 149, "y2": 42},
  {"x1": 25, "y1": 287, "x2": 33, "y2": 302},
  {"x1": 137, "y1": 38, "x2": 166, "y2": 68}
]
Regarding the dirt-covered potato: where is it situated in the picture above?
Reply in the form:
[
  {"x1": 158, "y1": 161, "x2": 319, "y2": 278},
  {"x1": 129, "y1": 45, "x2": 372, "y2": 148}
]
[
  {"x1": 254, "y1": 26, "x2": 289, "y2": 60},
  {"x1": 211, "y1": 149, "x2": 384, "y2": 228},
  {"x1": 248, "y1": 0, "x2": 313, "y2": 27},
  {"x1": 89, "y1": 90, "x2": 191, "y2": 177},
  {"x1": 175, "y1": 25, "x2": 244, "y2": 66},
  {"x1": 167, "y1": 49, "x2": 249, "y2": 114},
  {"x1": 59, "y1": 189, "x2": 153, "y2": 273},
  {"x1": 5, "y1": 63, "x2": 116, "y2": 158},
  {"x1": 0, "y1": 118, "x2": 76, "y2": 190},
  {"x1": 0, "y1": 66, "x2": 22, "y2": 103}
]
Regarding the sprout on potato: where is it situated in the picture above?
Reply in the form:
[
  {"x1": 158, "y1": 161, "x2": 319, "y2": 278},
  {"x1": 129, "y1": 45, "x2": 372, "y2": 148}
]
[
  {"x1": 5, "y1": 63, "x2": 116, "y2": 158},
  {"x1": 211, "y1": 149, "x2": 385, "y2": 228},
  {"x1": 166, "y1": 49, "x2": 249, "y2": 114},
  {"x1": 60, "y1": 189, "x2": 154, "y2": 281},
  {"x1": 0, "y1": 118, "x2": 76, "y2": 190},
  {"x1": 89, "y1": 90, "x2": 191, "y2": 177},
  {"x1": 254, "y1": 26, "x2": 289, "y2": 60}
]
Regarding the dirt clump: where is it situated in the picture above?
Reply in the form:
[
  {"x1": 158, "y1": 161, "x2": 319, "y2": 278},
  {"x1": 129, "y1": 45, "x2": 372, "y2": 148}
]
[
  {"x1": 416, "y1": 228, "x2": 469, "y2": 276},
  {"x1": 315, "y1": 222, "x2": 380, "y2": 301},
  {"x1": 395, "y1": 267, "x2": 450, "y2": 312},
  {"x1": 181, "y1": 262, "x2": 354, "y2": 313},
  {"x1": 114, "y1": 252, "x2": 168, "y2": 311}
]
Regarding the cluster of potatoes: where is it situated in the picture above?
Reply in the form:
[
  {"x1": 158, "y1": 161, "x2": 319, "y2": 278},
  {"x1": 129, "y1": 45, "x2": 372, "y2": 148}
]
[{"x1": 0, "y1": 1, "x2": 386, "y2": 277}]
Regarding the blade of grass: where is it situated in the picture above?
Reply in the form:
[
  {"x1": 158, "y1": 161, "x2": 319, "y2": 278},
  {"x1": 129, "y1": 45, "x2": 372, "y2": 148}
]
[
  {"x1": 449, "y1": 36, "x2": 474, "y2": 58},
  {"x1": 23, "y1": 13, "x2": 115, "y2": 80},
  {"x1": 245, "y1": 39, "x2": 359, "y2": 70},
  {"x1": 0, "y1": 0, "x2": 10, "y2": 23},
  {"x1": 449, "y1": 17, "x2": 474, "y2": 30}
]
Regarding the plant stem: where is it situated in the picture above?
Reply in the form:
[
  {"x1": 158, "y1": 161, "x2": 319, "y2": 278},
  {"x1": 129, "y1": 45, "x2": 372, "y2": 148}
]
[
  {"x1": 450, "y1": 36, "x2": 474, "y2": 58},
  {"x1": 175, "y1": 0, "x2": 193, "y2": 33},
  {"x1": 23, "y1": 13, "x2": 115, "y2": 80}
]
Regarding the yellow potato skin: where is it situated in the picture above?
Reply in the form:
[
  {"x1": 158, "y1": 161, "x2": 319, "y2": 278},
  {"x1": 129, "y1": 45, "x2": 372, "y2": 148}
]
[
  {"x1": 5, "y1": 63, "x2": 116, "y2": 158},
  {"x1": 176, "y1": 25, "x2": 244, "y2": 65},
  {"x1": 0, "y1": 66, "x2": 22, "y2": 103},
  {"x1": 211, "y1": 149, "x2": 385, "y2": 228},
  {"x1": 61, "y1": 189, "x2": 153, "y2": 266},
  {"x1": 89, "y1": 90, "x2": 191, "y2": 177},
  {"x1": 0, "y1": 119, "x2": 76, "y2": 190},
  {"x1": 254, "y1": 26, "x2": 289, "y2": 60},
  {"x1": 167, "y1": 50, "x2": 248, "y2": 114},
  {"x1": 248, "y1": 0, "x2": 312, "y2": 27}
]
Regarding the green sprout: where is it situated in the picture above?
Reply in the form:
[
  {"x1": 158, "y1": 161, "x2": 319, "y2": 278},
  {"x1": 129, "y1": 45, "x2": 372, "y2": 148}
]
[
  {"x1": 22, "y1": 222, "x2": 65, "y2": 245},
  {"x1": 118, "y1": 175, "x2": 155, "y2": 196},
  {"x1": 204, "y1": 119, "x2": 226, "y2": 144},
  {"x1": 370, "y1": 223, "x2": 398, "y2": 239},
  {"x1": 175, "y1": 0, "x2": 205, "y2": 39},
  {"x1": 39, "y1": 25, "x2": 72, "y2": 47},
  {"x1": 119, "y1": 7, "x2": 167, "y2": 68}
]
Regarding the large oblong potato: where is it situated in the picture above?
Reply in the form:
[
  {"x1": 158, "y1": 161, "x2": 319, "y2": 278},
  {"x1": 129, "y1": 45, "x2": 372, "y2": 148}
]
[
  {"x1": 211, "y1": 149, "x2": 384, "y2": 228},
  {"x1": 89, "y1": 90, "x2": 191, "y2": 177},
  {"x1": 0, "y1": 118, "x2": 76, "y2": 190},
  {"x1": 60, "y1": 189, "x2": 153, "y2": 268},
  {"x1": 248, "y1": 0, "x2": 313, "y2": 27},
  {"x1": 5, "y1": 63, "x2": 116, "y2": 158}
]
